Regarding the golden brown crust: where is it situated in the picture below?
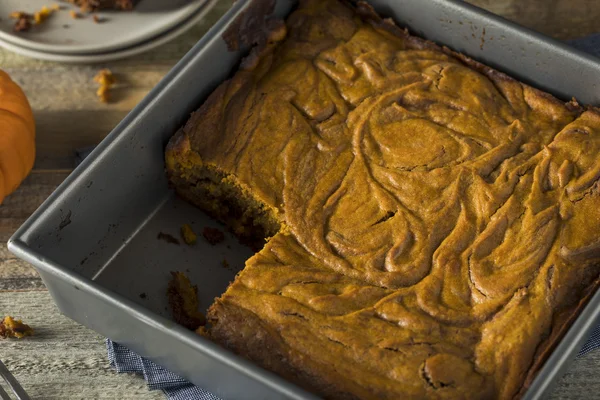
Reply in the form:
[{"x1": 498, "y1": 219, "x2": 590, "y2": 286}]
[{"x1": 166, "y1": 0, "x2": 600, "y2": 398}]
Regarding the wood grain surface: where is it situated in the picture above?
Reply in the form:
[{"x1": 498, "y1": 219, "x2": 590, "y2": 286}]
[
  {"x1": 1, "y1": 0, "x2": 599, "y2": 399},
  {"x1": 467, "y1": 0, "x2": 600, "y2": 40}
]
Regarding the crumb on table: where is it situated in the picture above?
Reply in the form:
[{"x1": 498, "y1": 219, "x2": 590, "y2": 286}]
[
  {"x1": 96, "y1": 85, "x2": 110, "y2": 103},
  {"x1": 202, "y1": 227, "x2": 225, "y2": 245},
  {"x1": 69, "y1": 10, "x2": 81, "y2": 19},
  {"x1": 180, "y1": 224, "x2": 197, "y2": 245},
  {"x1": 0, "y1": 316, "x2": 34, "y2": 339},
  {"x1": 94, "y1": 68, "x2": 116, "y2": 86},
  {"x1": 93, "y1": 68, "x2": 116, "y2": 103}
]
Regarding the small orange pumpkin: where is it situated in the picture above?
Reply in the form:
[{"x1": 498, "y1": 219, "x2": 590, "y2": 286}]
[{"x1": 0, "y1": 69, "x2": 35, "y2": 205}]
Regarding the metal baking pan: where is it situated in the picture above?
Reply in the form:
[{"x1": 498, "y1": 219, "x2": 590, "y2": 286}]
[{"x1": 8, "y1": 0, "x2": 600, "y2": 399}]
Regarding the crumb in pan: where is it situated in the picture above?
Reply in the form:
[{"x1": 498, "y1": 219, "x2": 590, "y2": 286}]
[
  {"x1": 167, "y1": 272, "x2": 206, "y2": 330},
  {"x1": 202, "y1": 227, "x2": 225, "y2": 245},
  {"x1": 180, "y1": 224, "x2": 197, "y2": 245}
]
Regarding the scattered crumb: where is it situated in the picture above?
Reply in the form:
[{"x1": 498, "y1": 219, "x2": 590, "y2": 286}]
[
  {"x1": 202, "y1": 227, "x2": 225, "y2": 245},
  {"x1": 115, "y1": 0, "x2": 135, "y2": 10},
  {"x1": 221, "y1": 259, "x2": 230, "y2": 269},
  {"x1": 64, "y1": 0, "x2": 93, "y2": 13},
  {"x1": 0, "y1": 316, "x2": 33, "y2": 339},
  {"x1": 96, "y1": 85, "x2": 109, "y2": 103},
  {"x1": 13, "y1": 16, "x2": 31, "y2": 32},
  {"x1": 10, "y1": 4, "x2": 58, "y2": 32},
  {"x1": 63, "y1": 0, "x2": 134, "y2": 12},
  {"x1": 180, "y1": 224, "x2": 197, "y2": 245},
  {"x1": 9, "y1": 3, "x2": 127, "y2": 34},
  {"x1": 63, "y1": 24, "x2": 70, "y2": 28},
  {"x1": 34, "y1": 6, "x2": 52, "y2": 25},
  {"x1": 167, "y1": 272, "x2": 206, "y2": 330},
  {"x1": 94, "y1": 68, "x2": 116, "y2": 86},
  {"x1": 139, "y1": 292, "x2": 147, "y2": 299},
  {"x1": 157, "y1": 232, "x2": 180, "y2": 245},
  {"x1": 93, "y1": 68, "x2": 116, "y2": 103},
  {"x1": 80, "y1": 4, "x2": 94, "y2": 13}
]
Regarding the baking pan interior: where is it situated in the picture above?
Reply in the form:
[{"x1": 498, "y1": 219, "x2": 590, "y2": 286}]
[{"x1": 10, "y1": 0, "x2": 600, "y2": 398}]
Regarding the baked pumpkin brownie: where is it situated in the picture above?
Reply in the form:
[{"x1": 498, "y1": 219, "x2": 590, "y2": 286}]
[{"x1": 165, "y1": 0, "x2": 600, "y2": 398}]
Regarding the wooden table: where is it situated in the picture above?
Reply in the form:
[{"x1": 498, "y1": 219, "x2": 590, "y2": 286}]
[{"x1": 1, "y1": 1, "x2": 599, "y2": 399}]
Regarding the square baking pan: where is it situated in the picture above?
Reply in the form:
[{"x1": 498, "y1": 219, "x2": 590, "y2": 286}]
[{"x1": 8, "y1": 0, "x2": 600, "y2": 399}]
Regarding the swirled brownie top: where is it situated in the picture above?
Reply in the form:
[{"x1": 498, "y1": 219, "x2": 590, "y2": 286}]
[{"x1": 167, "y1": 0, "x2": 600, "y2": 398}]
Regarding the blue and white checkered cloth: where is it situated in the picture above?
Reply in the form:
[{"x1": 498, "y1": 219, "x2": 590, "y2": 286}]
[
  {"x1": 106, "y1": 326, "x2": 600, "y2": 400},
  {"x1": 569, "y1": 33, "x2": 600, "y2": 58},
  {"x1": 103, "y1": 34, "x2": 600, "y2": 399},
  {"x1": 106, "y1": 339, "x2": 222, "y2": 400}
]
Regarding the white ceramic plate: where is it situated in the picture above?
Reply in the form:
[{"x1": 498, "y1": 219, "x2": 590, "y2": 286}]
[
  {"x1": 0, "y1": 0, "x2": 210, "y2": 55},
  {"x1": 0, "y1": 0, "x2": 218, "y2": 63}
]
